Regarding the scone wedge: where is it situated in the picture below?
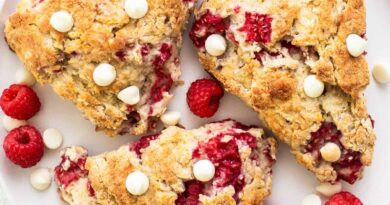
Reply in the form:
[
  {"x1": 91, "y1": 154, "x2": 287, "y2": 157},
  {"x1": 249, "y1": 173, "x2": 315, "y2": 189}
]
[
  {"x1": 189, "y1": 0, "x2": 375, "y2": 184},
  {"x1": 54, "y1": 120, "x2": 277, "y2": 205},
  {"x1": 4, "y1": 0, "x2": 195, "y2": 136}
]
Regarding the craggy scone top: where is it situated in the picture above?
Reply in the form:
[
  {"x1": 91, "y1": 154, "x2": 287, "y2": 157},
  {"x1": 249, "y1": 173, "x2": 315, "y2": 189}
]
[
  {"x1": 54, "y1": 120, "x2": 277, "y2": 205},
  {"x1": 4, "y1": 0, "x2": 194, "y2": 136},
  {"x1": 190, "y1": 0, "x2": 375, "y2": 184}
]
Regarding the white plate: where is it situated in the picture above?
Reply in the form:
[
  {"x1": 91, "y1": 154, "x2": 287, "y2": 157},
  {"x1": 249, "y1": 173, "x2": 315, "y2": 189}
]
[{"x1": 1, "y1": 1, "x2": 390, "y2": 204}]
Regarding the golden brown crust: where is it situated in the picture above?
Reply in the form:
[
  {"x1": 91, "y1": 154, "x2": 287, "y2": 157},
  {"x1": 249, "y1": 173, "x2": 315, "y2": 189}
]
[
  {"x1": 191, "y1": 0, "x2": 375, "y2": 183},
  {"x1": 5, "y1": 0, "x2": 194, "y2": 136},
  {"x1": 55, "y1": 120, "x2": 277, "y2": 205}
]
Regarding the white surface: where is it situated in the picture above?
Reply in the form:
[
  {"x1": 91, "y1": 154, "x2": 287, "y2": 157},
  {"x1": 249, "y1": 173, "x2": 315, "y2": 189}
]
[{"x1": 0, "y1": 0, "x2": 390, "y2": 204}]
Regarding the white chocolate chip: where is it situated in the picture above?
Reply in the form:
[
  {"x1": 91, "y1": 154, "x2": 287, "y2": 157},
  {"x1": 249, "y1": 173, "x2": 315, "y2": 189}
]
[
  {"x1": 93, "y1": 63, "x2": 117, "y2": 86},
  {"x1": 320, "y1": 142, "x2": 341, "y2": 163},
  {"x1": 346, "y1": 34, "x2": 367, "y2": 57},
  {"x1": 30, "y1": 168, "x2": 52, "y2": 191},
  {"x1": 316, "y1": 182, "x2": 342, "y2": 197},
  {"x1": 50, "y1": 11, "x2": 74, "y2": 33},
  {"x1": 205, "y1": 34, "x2": 227, "y2": 57},
  {"x1": 125, "y1": 171, "x2": 149, "y2": 195},
  {"x1": 15, "y1": 67, "x2": 36, "y2": 86},
  {"x1": 43, "y1": 128, "x2": 63, "y2": 150},
  {"x1": 193, "y1": 159, "x2": 215, "y2": 182},
  {"x1": 301, "y1": 194, "x2": 321, "y2": 205},
  {"x1": 124, "y1": 0, "x2": 148, "y2": 19},
  {"x1": 303, "y1": 75, "x2": 324, "y2": 98},
  {"x1": 372, "y1": 64, "x2": 390, "y2": 84},
  {"x1": 2, "y1": 115, "x2": 27, "y2": 131},
  {"x1": 118, "y1": 86, "x2": 140, "y2": 105},
  {"x1": 160, "y1": 111, "x2": 181, "y2": 126}
]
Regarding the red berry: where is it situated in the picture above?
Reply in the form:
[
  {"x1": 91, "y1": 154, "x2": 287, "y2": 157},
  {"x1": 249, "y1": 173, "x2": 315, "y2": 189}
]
[
  {"x1": 238, "y1": 12, "x2": 272, "y2": 43},
  {"x1": 186, "y1": 79, "x2": 224, "y2": 118},
  {"x1": 325, "y1": 192, "x2": 363, "y2": 205},
  {"x1": 3, "y1": 125, "x2": 44, "y2": 168},
  {"x1": 0, "y1": 84, "x2": 41, "y2": 120}
]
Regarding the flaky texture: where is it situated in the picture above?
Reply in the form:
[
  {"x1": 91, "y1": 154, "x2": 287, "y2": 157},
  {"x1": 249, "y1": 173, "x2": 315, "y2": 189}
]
[
  {"x1": 54, "y1": 120, "x2": 277, "y2": 205},
  {"x1": 4, "y1": 0, "x2": 194, "y2": 136},
  {"x1": 190, "y1": 0, "x2": 375, "y2": 183}
]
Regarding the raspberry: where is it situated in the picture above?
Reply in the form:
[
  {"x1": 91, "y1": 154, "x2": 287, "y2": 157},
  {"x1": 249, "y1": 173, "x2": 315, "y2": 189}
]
[
  {"x1": 3, "y1": 125, "x2": 44, "y2": 168},
  {"x1": 175, "y1": 180, "x2": 204, "y2": 205},
  {"x1": 325, "y1": 192, "x2": 363, "y2": 205},
  {"x1": 238, "y1": 12, "x2": 272, "y2": 43},
  {"x1": 0, "y1": 84, "x2": 41, "y2": 120},
  {"x1": 306, "y1": 122, "x2": 363, "y2": 184},
  {"x1": 189, "y1": 10, "x2": 227, "y2": 49},
  {"x1": 186, "y1": 79, "x2": 224, "y2": 118},
  {"x1": 130, "y1": 133, "x2": 160, "y2": 157}
]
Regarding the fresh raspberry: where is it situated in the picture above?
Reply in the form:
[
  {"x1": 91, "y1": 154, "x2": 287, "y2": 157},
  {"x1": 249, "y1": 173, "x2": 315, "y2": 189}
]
[
  {"x1": 0, "y1": 84, "x2": 41, "y2": 120},
  {"x1": 3, "y1": 125, "x2": 44, "y2": 168},
  {"x1": 325, "y1": 192, "x2": 363, "y2": 205},
  {"x1": 186, "y1": 79, "x2": 224, "y2": 118}
]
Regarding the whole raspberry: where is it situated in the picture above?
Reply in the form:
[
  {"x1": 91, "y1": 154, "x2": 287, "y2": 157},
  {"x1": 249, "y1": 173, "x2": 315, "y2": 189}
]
[
  {"x1": 0, "y1": 84, "x2": 41, "y2": 120},
  {"x1": 3, "y1": 125, "x2": 44, "y2": 168},
  {"x1": 186, "y1": 79, "x2": 224, "y2": 118},
  {"x1": 325, "y1": 192, "x2": 363, "y2": 205}
]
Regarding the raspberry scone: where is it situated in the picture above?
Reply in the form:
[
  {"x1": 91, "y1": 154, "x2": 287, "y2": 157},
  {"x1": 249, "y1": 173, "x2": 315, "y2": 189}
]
[
  {"x1": 4, "y1": 0, "x2": 195, "y2": 136},
  {"x1": 189, "y1": 0, "x2": 375, "y2": 184},
  {"x1": 54, "y1": 120, "x2": 277, "y2": 205}
]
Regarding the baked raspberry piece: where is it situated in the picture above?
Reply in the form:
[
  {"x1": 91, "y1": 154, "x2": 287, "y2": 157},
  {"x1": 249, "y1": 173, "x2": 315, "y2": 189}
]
[
  {"x1": 186, "y1": 79, "x2": 224, "y2": 118},
  {"x1": 305, "y1": 122, "x2": 363, "y2": 184},
  {"x1": 0, "y1": 84, "x2": 41, "y2": 120},
  {"x1": 3, "y1": 125, "x2": 44, "y2": 168},
  {"x1": 54, "y1": 120, "x2": 277, "y2": 205},
  {"x1": 190, "y1": 0, "x2": 375, "y2": 184},
  {"x1": 130, "y1": 133, "x2": 160, "y2": 157},
  {"x1": 175, "y1": 180, "x2": 204, "y2": 205},
  {"x1": 189, "y1": 10, "x2": 227, "y2": 49},
  {"x1": 325, "y1": 192, "x2": 363, "y2": 205},
  {"x1": 238, "y1": 12, "x2": 273, "y2": 43}
]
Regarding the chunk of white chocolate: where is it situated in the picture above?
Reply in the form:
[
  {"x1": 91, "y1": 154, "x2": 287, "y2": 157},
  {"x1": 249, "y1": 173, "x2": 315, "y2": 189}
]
[
  {"x1": 346, "y1": 34, "x2": 367, "y2": 57},
  {"x1": 193, "y1": 159, "x2": 215, "y2": 182},
  {"x1": 117, "y1": 86, "x2": 140, "y2": 105},
  {"x1": 316, "y1": 182, "x2": 342, "y2": 197},
  {"x1": 301, "y1": 194, "x2": 321, "y2": 205},
  {"x1": 30, "y1": 168, "x2": 52, "y2": 191},
  {"x1": 50, "y1": 11, "x2": 74, "y2": 32},
  {"x1": 320, "y1": 142, "x2": 341, "y2": 163},
  {"x1": 125, "y1": 171, "x2": 149, "y2": 195},
  {"x1": 205, "y1": 34, "x2": 227, "y2": 57},
  {"x1": 124, "y1": 0, "x2": 148, "y2": 19},
  {"x1": 372, "y1": 64, "x2": 390, "y2": 84}
]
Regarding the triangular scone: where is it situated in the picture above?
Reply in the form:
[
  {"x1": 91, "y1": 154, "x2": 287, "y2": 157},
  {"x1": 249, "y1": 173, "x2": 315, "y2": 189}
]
[
  {"x1": 54, "y1": 120, "x2": 277, "y2": 205},
  {"x1": 190, "y1": 0, "x2": 375, "y2": 184},
  {"x1": 4, "y1": 0, "x2": 194, "y2": 136}
]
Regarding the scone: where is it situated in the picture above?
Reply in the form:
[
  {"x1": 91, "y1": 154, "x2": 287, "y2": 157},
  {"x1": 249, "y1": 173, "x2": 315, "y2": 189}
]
[
  {"x1": 54, "y1": 120, "x2": 277, "y2": 205},
  {"x1": 4, "y1": 0, "x2": 195, "y2": 136},
  {"x1": 189, "y1": 0, "x2": 375, "y2": 184}
]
